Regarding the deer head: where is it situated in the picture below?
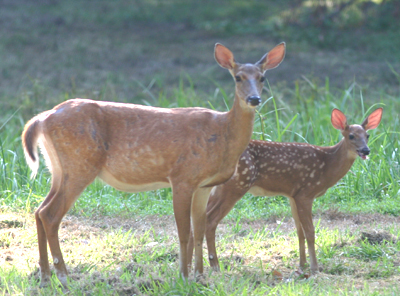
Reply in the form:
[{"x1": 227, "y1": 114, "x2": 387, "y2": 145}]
[
  {"x1": 331, "y1": 108, "x2": 383, "y2": 160},
  {"x1": 214, "y1": 43, "x2": 285, "y2": 108}
]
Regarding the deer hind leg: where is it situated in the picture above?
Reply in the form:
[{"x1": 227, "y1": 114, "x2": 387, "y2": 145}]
[
  {"x1": 35, "y1": 186, "x2": 58, "y2": 287},
  {"x1": 37, "y1": 168, "x2": 100, "y2": 286},
  {"x1": 293, "y1": 195, "x2": 318, "y2": 274},
  {"x1": 289, "y1": 197, "x2": 306, "y2": 269}
]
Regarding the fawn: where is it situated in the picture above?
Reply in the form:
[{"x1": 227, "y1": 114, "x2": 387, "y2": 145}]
[{"x1": 192, "y1": 107, "x2": 382, "y2": 274}]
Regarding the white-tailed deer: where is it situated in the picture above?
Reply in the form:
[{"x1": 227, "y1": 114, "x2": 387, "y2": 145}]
[
  {"x1": 195, "y1": 107, "x2": 382, "y2": 274},
  {"x1": 22, "y1": 42, "x2": 285, "y2": 286}
]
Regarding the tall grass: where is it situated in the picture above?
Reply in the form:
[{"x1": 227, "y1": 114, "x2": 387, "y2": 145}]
[{"x1": 0, "y1": 76, "x2": 399, "y2": 219}]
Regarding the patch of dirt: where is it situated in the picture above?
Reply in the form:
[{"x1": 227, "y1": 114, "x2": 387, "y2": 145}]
[{"x1": 360, "y1": 231, "x2": 397, "y2": 245}]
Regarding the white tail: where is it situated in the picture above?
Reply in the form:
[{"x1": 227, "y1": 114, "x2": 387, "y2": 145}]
[
  {"x1": 22, "y1": 42, "x2": 285, "y2": 286},
  {"x1": 193, "y1": 107, "x2": 382, "y2": 274}
]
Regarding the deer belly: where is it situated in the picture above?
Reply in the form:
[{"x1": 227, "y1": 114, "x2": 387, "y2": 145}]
[
  {"x1": 248, "y1": 186, "x2": 281, "y2": 197},
  {"x1": 97, "y1": 168, "x2": 170, "y2": 193}
]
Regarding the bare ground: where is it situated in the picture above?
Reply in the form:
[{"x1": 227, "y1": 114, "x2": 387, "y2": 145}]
[{"x1": 1, "y1": 210, "x2": 400, "y2": 294}]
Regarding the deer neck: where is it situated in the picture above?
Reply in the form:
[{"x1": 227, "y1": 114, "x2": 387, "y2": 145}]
[
  {"x1": 322, "y1": 138, "x2": 357, "y2": 185},
  {"x1": 225, "y1": 95, "x2": 256, "y2": 160}
]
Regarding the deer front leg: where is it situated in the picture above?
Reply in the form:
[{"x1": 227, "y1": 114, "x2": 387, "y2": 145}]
[
  {"x1": 205, "y1": 185, "x2": 249, "y2": 271},
  {"x1": 294, "y1": 196, "x2": 318, "y2": 274},
  {"x1": 172, "y1": 183, "x2": 195, "y2": 279},
  {"x1": 191, "y1": 187, "x2": 212, "y2": 277},
  {"x1": 187, "y1": 229, "x2": 194, "y2": 271},
  {"x1": 289, "y1": 197, "x2": 307, "y2": 269}
]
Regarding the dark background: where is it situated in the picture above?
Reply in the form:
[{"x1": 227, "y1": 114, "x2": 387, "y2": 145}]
[{"x1": 1, "y1": 0, "x2": 399, "y2": 116}]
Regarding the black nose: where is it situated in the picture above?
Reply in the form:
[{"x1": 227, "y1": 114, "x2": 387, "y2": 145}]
[
  {"x1": 246, "y1": 96, "x2": 261, "y2": 106},
  {"x1": 361, "y1": 147, "x2": 370, "y2": 155}
]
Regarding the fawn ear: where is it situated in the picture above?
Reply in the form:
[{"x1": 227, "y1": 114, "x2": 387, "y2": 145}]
[
  {"x1": 214, "y1": 43, "x2": 236, "y2": 70},
  {"x1": 362, "y1": 107, "x2": 383, "y2": 131},
  {"x1": 256, "y1": 42, "x2": 286, "y2": 73},
  {"x1": 331, "y1": 108, "x2": 348, "y2": 131}
]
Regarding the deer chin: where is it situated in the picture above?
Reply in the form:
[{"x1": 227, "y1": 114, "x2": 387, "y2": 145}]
[{"x1": 357, "y1": 151, "x2": 368, "y2": 160}]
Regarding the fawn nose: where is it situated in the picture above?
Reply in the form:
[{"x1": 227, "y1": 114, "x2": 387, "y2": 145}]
[
  {"x1": 246, "y1": 96, "x2": 261, "y2": 106},
  {"x1": 360, "y1": 147, "x2": 370, "y2": 155}
]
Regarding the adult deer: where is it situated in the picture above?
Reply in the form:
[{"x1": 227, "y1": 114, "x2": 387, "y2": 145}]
[
  {"x1": 197, "y1": 107, "x2": 382, "y2": 274},
  {"x1": 22, "y1": 42, "x2": 285, "y2": 286}
]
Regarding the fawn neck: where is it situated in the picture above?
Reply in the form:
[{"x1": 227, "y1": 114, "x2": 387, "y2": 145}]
[{"x1": 321, "y1": 138, "x2": 357, "y2": 186}]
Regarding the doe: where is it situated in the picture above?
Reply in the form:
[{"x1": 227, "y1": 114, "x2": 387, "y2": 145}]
[
  {"x1": 200, "y1": 107, "x2": 382, "y2": 274},
  {"x1": 22, "y1": 42, "x2": 286, "y2": 286}
]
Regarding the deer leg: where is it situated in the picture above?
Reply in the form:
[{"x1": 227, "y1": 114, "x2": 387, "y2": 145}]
[
  {"x1": 35, "y1": 186, "x2": 58, "y2": 287},
  {"x1": 289, "y1": 197, "x2": 306, "y2": 269},
  {"x1": 294, "y1": 196, "x2": 318, "y2": 274},
  {"x1": 37, "y1": 171, "x2": 98, "y2": 286},
  {"x1": 172, "y1": 183, "x2": 195, "y2": 279},
  {"x1": 191, "y1": 187, "x2": 213, "y2": 277},
  {"x1": 187, "y1": 228, "x2": 194, "y2": 271},
  {"x1": 205, "y1": 185, "x2": 248, "y2": 270}
]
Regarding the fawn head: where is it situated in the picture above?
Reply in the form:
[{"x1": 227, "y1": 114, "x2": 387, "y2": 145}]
[
  {"x1": 331, "y1": 108, "x2": 383, "y2": 160},
  {"x1": 214, "y1": 43, "x2": 285, "y2": 108}
]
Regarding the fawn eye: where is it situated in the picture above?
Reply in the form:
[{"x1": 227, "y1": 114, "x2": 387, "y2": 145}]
[
  {"x1": 367, "y1": 134, "x2": 370, "y2": 139},
  {"x1": 349, "y1": 134, "x2": 355, "y2": 140},
  {"x1": 260, "y1": 76, "x2": 265, "y2": 83},
  {"x1": 235, "y1": 76, "x2": 242, "y2": 82}
]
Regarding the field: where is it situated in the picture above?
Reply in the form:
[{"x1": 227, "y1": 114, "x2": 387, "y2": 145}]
[{"x1": 1, "y1": 1, "x2": 400, "y2": 295}]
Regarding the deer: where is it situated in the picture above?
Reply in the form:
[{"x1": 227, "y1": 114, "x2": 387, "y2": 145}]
[
  {"x1": 188, "y1": 107, "x2": 382, "y2": 275},
  {"x1": 21, "y1": 42, "x2": 286, "y2": 286}
]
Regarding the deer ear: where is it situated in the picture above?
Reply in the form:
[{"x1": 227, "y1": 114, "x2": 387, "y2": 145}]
[
  {"x1": 362, "y1": 107, "x2": 383, "y2": 131},
  {"x1": 214, "y1": 43, "x2": 236, "y2": 70},
  {"x1": 331, "y1": 108, "x2": 348, "y2": 131},
  {"x1": 256, "y1": 42, "x2": 286, "y2": 73}
]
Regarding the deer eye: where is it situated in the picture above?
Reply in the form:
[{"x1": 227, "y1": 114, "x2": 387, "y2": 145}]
[
  {"x1": 367, "y1": 134, "x2": 370, "y2": 139},
  {"x1": 349, "y1": 134, "x2": 355, "y2": 140},
  {"x1": 235, "y1": 76, "x2": 241, "y2": 82},
  {"x1": 260, "y1": 76, "x2": 265, "y2": 83}
]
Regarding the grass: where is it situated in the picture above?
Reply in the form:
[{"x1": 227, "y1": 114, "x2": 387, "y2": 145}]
[{"x1": 1, "y1": 211, "x2": 400, "y2": 295}]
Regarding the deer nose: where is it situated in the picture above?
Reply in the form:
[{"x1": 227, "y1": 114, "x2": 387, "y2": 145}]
[
  {"x1": 246, "y1": 96, "x2": 261, "y2": 107},
  {"x1": 360, "y1": 147, "x2": 370, "y2": 155}
]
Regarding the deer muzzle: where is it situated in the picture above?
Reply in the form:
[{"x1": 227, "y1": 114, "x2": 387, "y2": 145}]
[
  {"x1": 357, "y1": 147, "x2": 370, "y2": 160},
  {"x1": 246, "y1": 96, "x2": 261, "y2": 107}
]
